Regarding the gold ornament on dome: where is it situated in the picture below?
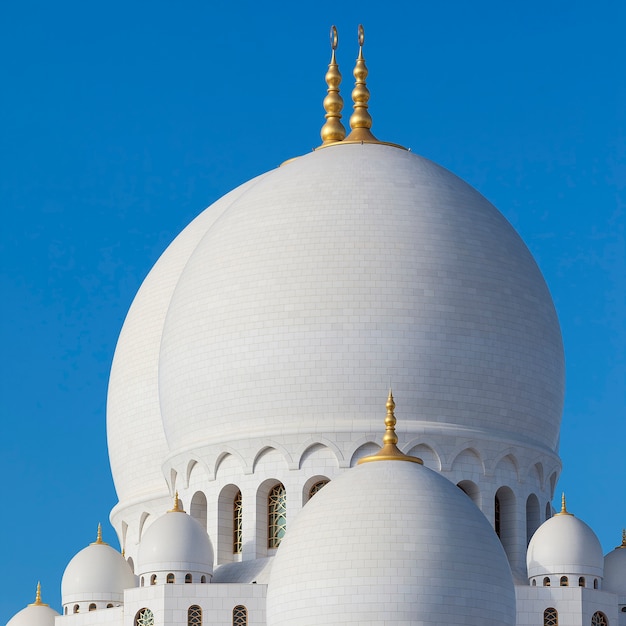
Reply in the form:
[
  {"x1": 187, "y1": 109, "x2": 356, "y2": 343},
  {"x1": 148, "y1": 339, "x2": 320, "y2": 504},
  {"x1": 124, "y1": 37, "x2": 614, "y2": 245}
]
[
  {"x1": 358, "y1": 390, "x2": 423, "y2": 465},
  {"x1": 554, "y1": 492, "x2": 573, "y2": 516},
  {"x1": 29, "y1": 581, "x2": 49, "y2": 607}
]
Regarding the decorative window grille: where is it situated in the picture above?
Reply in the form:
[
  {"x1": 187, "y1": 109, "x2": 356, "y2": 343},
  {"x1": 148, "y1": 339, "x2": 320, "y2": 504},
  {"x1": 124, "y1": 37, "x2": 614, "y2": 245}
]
[
  {"x1": 560, "y1": 576, "x2": 568, "y2": 587},
  {"x1": 188, "y1": 605, "x2": 202, "y2": 626},
  {"x1": 233, "y1": 605, "x2": 247, "y2": 626},
  {"x1": 166, "y1": 573, "x2": 175, "y2": 584},
  {"x1": 268, "y1": 483, "x2": 287, "y2": 548},
  {"x1": 135, "y1": 608, "x2": 154, "y2": 626},
  {"x1": 233, "y1": 490, "x2": 243, "y2": 554},
  {"x1": 543, "y1": 607, "x2": 558, "y2": 626},
  {"x1": 308, "y1": 480, "x2": 329, "y2": 500},
  {"x1": 591, "y1": 612, "x2": 608, "y2": 626}
]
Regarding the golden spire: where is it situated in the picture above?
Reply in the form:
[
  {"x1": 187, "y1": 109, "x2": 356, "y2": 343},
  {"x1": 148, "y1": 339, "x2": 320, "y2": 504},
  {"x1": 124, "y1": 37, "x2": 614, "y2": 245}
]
[
  {"x1": 319, "y1": 25, "x2": 346, "y2": 145},
  {"x1": 555, "y1": 492, "x2": 573, "y2": 516},
  {"x1": 618, "y1": 528, "x2": 626, "y2": 548},
  {"x1": 29, "y1": 581, "x2": 48, "y2": 607},
  {"x1": 358, "y1": 390, "x2": 423, "y2": 465},
  {"x1": 91, "y1": 523, "x2": 108, "y2": 545},
  {"x1": 168, "y1": 491, "x2": 185, "y2": 513},
  {"x1": 344, "y1": 24, "x2": 378, "y2": 143}
]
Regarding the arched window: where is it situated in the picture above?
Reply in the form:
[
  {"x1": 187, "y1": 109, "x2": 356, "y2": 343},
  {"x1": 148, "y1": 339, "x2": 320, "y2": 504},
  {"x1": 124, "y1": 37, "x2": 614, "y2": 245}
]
[
  {"x1": 150, "y1": 574, "x2": 157, "y2": 585},
  {"x1": 107, "y1": 604, "x2": 114, "y2": 608},
  {"x1": 167, "y1": 573, "x2": 175, "y2": 584},
  {"x1": 233, "y1": 605, "x2": 247, "y2": 626},
  {"x1": 140, "y1": 576, "x2": 144, "y2": 587},
  {"x1": 185, "y1": 573, "x2": 192, "y2": 583},
  {"x1": 494, "y1": 495, "x2": 501, "y2": 537},
  {"x1": 64, "y1": 607, "x2": 68, "y2": 615},
  {"x1": 560, "y1": 576, "x2": 568, "y2": 587},
  {"x1": 201, "y1": 575, "x2": 207, "y2": 583},
  {"x1": 544, "y1": 607, "x2": 558, "y2": 626},
  {"x1": 89, "y1": 603, "x2": 96, "y2": 612},
  {"x1": 532, "y1": 579, "x2": 537, "y2": 586},
  {"x1": 73, "y1": 605, "x2": 79, "y2": 614},
  {"x1": 543, "y1": 577, "x2": 551, "y2": 587},
  {"x1": 268, "y1": 483, "x2": 286, "y2": 549},
  {"x1": 594, "y1": 578, "x2": 599, "y2": 589},
  {"x1": 591, "y1": 612, "x2": 608, "y2": 626},
  {"x1": 579, "y1": 576, "x2": 585, "y2": 587},
  {"x1": 233, "y1": 490, "x2": 243, "y2": 554},
  {"x1": 135, "y1": 608, "x2": 154, "y2": 626},
  {"x1": 308, "y1": 480, "x2": 329, "y2": 500},
  {"x1": 188, "y1": 605, "x2": 202, "y2": 626}
]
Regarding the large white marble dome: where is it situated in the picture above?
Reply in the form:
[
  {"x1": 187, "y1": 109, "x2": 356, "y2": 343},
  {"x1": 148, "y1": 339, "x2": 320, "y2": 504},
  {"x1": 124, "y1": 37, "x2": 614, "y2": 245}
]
[
  {"x1": 266, "y1": 454, "x2": 516, "y2": 626},
  {"x1": 107, "y1": 140, "x2": 564, "y2": 503}
]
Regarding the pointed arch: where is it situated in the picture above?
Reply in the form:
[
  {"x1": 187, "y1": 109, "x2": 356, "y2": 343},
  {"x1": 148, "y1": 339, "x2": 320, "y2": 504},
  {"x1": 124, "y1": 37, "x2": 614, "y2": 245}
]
[
  {"x1": 296, "y1": 439, "x2": 341, "y2": 470},
  {"x1": 405, "y1": 442, "x2": 442, "y2": 471},
  {"x1": 349, "y1": 441, "x2": 381, "y2": 467},
  {"x1": 218, "y1": 483, "x2": 243, "y2": 564},
  {"x1": 190, "y1": 491, "x2": 208, "y2": 530},
  {"x1": 457, "y1": 480, "x2": 481, "y2": 508},
  {"x1": 526, "y1": 493, "x2": 541, "y2": 544}
]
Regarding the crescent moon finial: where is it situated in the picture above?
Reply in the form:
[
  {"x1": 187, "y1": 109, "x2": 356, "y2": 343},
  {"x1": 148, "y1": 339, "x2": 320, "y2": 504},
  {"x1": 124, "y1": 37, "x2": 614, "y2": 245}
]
[
  {"x1": 330, "y1": 25, "x2": 338, "y2": 51},
  {"x1": 358, "y1": 24, "x2": 364, "y2": 47}
]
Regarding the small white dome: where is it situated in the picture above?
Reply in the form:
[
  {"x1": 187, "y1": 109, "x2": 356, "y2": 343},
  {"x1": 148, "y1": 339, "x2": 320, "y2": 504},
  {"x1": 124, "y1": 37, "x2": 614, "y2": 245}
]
[
  {"x1": 61, "y1": 530, "x2": 136, "y2": 607},
  {"x1": 603, "y1": 533, "x2": 626, "y2": 594},
  {"x1": 7, "y1": 586, "x2": 59, "y2": 626},
  {"x1": 137, "y1": 502, "x2": 214, "y2": 580},
  {"x1": 527, "y1": 502, "x2": 604, "y2": 580},
  {"x1": 267, "y1": 454, "x2": 515, "y2": 626}
]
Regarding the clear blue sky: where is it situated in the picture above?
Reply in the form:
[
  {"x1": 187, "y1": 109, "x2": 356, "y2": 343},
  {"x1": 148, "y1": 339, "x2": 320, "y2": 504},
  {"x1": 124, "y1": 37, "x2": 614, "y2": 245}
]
[{"x1": 1, "y1": 0, "x2": 624, "y2": 620}]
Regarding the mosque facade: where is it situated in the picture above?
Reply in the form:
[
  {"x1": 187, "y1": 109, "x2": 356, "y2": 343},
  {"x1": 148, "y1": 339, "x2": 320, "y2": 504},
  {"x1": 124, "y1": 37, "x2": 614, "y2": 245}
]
[{"x1": 7, "y1": 26, "x2": 626, "y2": 626}]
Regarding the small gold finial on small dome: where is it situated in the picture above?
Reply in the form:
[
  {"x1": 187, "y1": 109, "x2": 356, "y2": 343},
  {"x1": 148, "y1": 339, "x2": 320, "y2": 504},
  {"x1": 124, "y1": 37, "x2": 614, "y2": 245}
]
[
  {"x1": 319, "y1": 25, "x2": 346, "y2": 145},
  {"x1": 618, "y1": 528, "x2": 626, "y2": 549},
  {"x1": 555, "y1": 492, "x2": 573, "y2": 516},
  {"x1": 29, "y1": 581, "x2": 48, "y2": 607},
  {"x1": 168, "y1": 491, "x2": 185, "y2": 513},
  {"x1": 344, "y1": 24, "x2": 378, "y2": 143},
  {"x1": 91, "y1": 523, "x2": 108, "y2": 545},
  {"x1": 358, "y1": 390, "x2": 423, "y2": 465}
]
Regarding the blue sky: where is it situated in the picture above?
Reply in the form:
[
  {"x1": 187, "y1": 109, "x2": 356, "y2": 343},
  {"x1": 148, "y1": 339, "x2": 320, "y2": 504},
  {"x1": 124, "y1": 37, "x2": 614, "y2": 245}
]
[{"x1": 1, "y1": 0, "x2": 624, "y2": 619}]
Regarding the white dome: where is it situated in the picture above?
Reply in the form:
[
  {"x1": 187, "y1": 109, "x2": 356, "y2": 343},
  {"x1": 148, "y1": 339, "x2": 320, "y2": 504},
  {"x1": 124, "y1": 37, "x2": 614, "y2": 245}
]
[
  {"x1": 61, "y1": 537, "x2": 135, "y2": 606},
  {"x1": 266, "y1": 456, "x2": 516, "y2": 626},
  {"x1": 603, "y1": 535, "x2": 626, "y2": 594},
  {"x1": 6, "y1": 604, "x2": 59, "y2": 626},
  {"x1": 136, "y1": 507, "x2": 214, "y2": 579},
  {"x1": 527, "y1": 509, "x2": 604, "y2": 579},
  {"x1": 107, "y1": 141, "x2": 564, "y2": 504},
  {"x1": 7, "y1": 587, "x2": 59, "y2": 626}
]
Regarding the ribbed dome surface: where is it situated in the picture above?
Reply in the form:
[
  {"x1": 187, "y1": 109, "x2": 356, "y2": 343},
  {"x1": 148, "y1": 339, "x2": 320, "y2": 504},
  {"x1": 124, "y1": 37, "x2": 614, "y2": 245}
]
[
  {"x1": 107, "y1": 141, "x2": 564, "y2": 504},
  {"x1": 137, "y1": 509, "x2": 214, "y2": 577},
  {"x1": 266, "y1": 458, "x2": 516, "y2": 626},
  {"x1": 527, "y1": 512, "x2": 604, "y2": 578},
  {"x1": 61, "y1": 541, "x2": 136, "y2": 605}
]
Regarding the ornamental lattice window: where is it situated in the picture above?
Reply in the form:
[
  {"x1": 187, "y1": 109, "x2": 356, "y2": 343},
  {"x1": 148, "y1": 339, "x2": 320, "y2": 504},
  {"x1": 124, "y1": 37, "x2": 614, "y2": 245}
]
[
  {"x1": 544, "y1": 607, "x2": 558, "y2": 626},
  {"x1": 233, "y1": 490, "x2": 243, "y2": 554},
  {"x1": 308, "y1": 480, "x2": 329, "y2": 500},
  {"x1": 135, "y1": 608, "x2": 154, "y2": 626},
  {"x1": 268, "y1": 483, "x2": 286, "y2": 548},
  {"x1": 233, "y1": 605, "x2": 247, "y2": 626},
  {"x1": 591, "y1": 612, "x2": 608, "y2": 626},
  {"x1": 188, "y1": 605, "x2": 202, "y2": 626}
]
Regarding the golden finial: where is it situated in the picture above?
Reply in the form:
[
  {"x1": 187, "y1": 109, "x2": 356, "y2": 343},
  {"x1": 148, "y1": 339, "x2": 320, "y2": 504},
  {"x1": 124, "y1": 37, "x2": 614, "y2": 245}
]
[
  {"x1": 168, "y1": 491, "x2": 185, "y2": 513},
  {"x1": 358, "y1": 390, "x2": 423, "y2": 465},
  {"x1": 344, "y1": 25, "x2": 378, "y2": 143},
  {"x1": 555, "y1": 492, "x2": 573, "y2": 516},
  {"x1": 319, "y1": 25, "x2": 346, "y2": 145},
  {"x1": 91, "y1": 523, "x2": 109, "y2": 545},
  {"x1": 29, "y1": 581, "x2": 48, "y2": 607},
  {"x1": 617, "y1": 528, "x2": 626, "y2": 548}
]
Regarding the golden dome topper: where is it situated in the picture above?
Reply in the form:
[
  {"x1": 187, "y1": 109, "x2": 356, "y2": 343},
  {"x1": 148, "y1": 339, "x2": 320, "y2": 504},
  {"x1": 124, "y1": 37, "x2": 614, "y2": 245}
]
[
  {"x1": 168, "y1": 491, "x2": 185, "y2": 513},
  {"x1": 319, "y1": 25, "x2": 346, "y2": 145},
  {"x1": 358, "y1": 390, "x2": 423, "y2": 465},
  {"x1": 618, "y1": 528, "x2": 626, "y2": 548},
  {"x1": 29, "y1": 581, "x2": 49, "y2": 607},
  {"x1": 344, "y1": 24, "x2": 378, "y2": 143},
  {"x1": 91, "y1": 522, "x2": 109, "y2": 545},
  {"x1": 555, "y1": 492, "x2": 573, "y2": 516}
]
